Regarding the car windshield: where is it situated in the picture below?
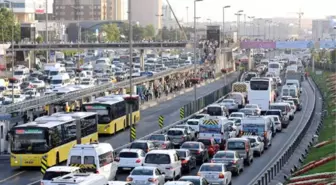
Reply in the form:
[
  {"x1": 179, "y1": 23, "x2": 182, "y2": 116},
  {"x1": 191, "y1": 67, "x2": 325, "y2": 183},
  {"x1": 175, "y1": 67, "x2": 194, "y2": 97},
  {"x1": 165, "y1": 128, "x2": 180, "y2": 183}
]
[
  {"x1": 50, "y1": 80, "x2": 62, "y2": 85},
  {"x1": 167, "y1": 130, "x2": 183, "y2": 136},
  {"x1": 14, "y1": 71, "x2": 24, "y2": 75},
  {"x1": 145, "y1": 154, "x2": 170, "y2": 164},
  {"x1": 231, "y1": 113, "x2": 242, "y2": 118},
  {"x1": 181, "y1": 143, "x2": 199, "y2": 149},
  {"x1": 273, "y1": 117, "x2": 279, "y2": 121},
  {"x1": 131, "y1": 168, "x2": 153, "y2": 176},
  {"x1": 149, "y1": 135, "x2": 165, "y2": 141},
  {"x1": 247, "y1": 138, "x2": 257, "y2": 143},
  {"x1": 43, "y1": 171, "x2": 71, "y2": 180},
  {"x1": 227, "y1": 141, "x2": 246, "y2": 150},
  {"x1": 176, "y1": 150, "x2": 187, "y2": 158},
  {"x1": 270, "y1": 105, "x2": 286, "y2": 112},
  {"x1": 245, "y1": 105, "x2": 256, "y2": 108},
  {"x1": 214, "y1": 152, "x2": 234, "y2": 158},
  {"x1": 200, "y1": 164, "x2": 222, "y2": 172},
  {"x1": 130, "y1": 142, "x2": 148, "y2": 150},
  {"x1": 179, "y1": 178, "x2": 200, "y2": 185},
  {"x1": 119, "y1": 152, "x2": 138, "y2": 158},
  {"x1": 187, "y1": 121, "x2": 199, "y2": 125}
]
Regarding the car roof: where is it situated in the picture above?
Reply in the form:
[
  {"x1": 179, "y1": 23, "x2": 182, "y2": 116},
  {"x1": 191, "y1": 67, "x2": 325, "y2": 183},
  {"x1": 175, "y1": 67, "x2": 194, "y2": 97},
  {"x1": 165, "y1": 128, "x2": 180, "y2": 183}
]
[
  {"x1": 180, "y1": 176, "x2": 202, "y2": 180},
  {"x1": 168, "y1": 128, "x2": 185, "y2": 131},
  {"x1": 147, "y1": 149, "x2": 176, "y2": 154},
  {"x1": 228, "y1": 138, "x2": 249, "y2": 141},
  {"x1": 120, "y1": 149, "x2": 143, "y2": 153},
  {"x1": 46, "y1": 166, "x2": 80, "y2": 172},
  {"x1": 133, "y1": 166, "x2": 156, "y2": 170}
]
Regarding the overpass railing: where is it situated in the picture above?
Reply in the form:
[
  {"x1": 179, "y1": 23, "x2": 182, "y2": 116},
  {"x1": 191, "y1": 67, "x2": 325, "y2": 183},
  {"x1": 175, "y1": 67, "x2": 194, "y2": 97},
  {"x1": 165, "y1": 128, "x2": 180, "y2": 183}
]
[{"x1": 0, "y1": 65, "x2": 193, "y2": 113}]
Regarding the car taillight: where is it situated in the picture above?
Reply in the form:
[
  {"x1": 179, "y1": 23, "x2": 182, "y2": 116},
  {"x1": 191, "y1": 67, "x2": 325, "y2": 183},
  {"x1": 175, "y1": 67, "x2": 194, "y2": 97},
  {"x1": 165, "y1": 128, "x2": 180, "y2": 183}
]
[
  {"x1": 148, "y1": 178, "x2": 158, "y2": 182},
  {"x1": 135, "y1": 158, "x2": 141, "y2": 163},
  {"x1": 126, "y1": 177, "x2": 133, "y2": 182},
  {"x1": 114, "y1": 157, "x2": 120, "y2": 162},
  {"x1": 232, "y1": 160, "x2": 237, "y2": 164},
  {"x1": 264, "y1": 131, "x2": 267, "y2": 138},
  {"x1": 196, "y1": 150, "x2": 201, "y2": 154},
  {"x1": 219, "y1": 173, "x2": 225, "y2": 178},
  {"x1": 95, "y1": 170, "x2": 99, "y2": 174},
  {"x1": 182, "y1": 159, "x2": 188, "y2": 164},
  {"x1": 197, "y1": 172, "x2": 201, "y2": 176}
]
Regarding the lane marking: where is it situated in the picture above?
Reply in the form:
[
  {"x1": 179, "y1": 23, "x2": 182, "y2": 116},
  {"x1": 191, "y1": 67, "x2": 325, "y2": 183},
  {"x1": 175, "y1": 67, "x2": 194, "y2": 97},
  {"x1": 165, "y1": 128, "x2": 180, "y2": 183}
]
[
  {"x1": 248, "y1": 82, "x2": 312, "y2": 184},
  {"x1": 26, "y1": 180, "x2": 40, "y2": 185},
  {"x1": 0, "y1": 171, "x2": 25, "y2": 183}
]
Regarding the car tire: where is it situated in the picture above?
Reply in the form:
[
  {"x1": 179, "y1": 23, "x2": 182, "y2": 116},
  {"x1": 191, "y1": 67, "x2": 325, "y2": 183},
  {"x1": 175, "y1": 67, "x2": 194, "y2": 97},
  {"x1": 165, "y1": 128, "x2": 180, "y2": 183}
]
[{"x1": 235, "y1": 168, "x2": 240, "y2": 176}]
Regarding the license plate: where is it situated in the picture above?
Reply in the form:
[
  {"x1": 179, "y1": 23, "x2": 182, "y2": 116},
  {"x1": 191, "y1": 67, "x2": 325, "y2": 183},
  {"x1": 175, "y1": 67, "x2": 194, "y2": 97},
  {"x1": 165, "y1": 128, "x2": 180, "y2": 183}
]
[
  {"x1": 123, "y1": 168, "x2": 131, "y2": 170},
  {"x1": 134, "y1": 180, "x2": 145, "y2": 184},
  {"x1": 206, "y1": 175, "x2": 215, "y2": 179}
]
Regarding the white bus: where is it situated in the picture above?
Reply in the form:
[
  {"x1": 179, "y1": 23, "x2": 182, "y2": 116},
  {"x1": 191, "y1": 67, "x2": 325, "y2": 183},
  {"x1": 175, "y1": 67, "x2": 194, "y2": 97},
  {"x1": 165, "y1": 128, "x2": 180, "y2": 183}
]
[
  {"x1": 248, "y1": 78, "x2": 276, "y2": 110},
  {"x1": 268, "y1": 62, "x2": 281, "y2": 77}
]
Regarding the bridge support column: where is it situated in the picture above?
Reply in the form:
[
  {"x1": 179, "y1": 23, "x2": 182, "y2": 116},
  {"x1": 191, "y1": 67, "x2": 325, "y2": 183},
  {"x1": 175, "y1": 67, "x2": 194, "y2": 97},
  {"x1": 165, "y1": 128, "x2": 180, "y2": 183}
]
[
  {"x1": 140, "y1": 49, "x2": 145, "y2": 71},
  {"x1": 48, "y1": 104, "x2": 55, "y2": 115}
]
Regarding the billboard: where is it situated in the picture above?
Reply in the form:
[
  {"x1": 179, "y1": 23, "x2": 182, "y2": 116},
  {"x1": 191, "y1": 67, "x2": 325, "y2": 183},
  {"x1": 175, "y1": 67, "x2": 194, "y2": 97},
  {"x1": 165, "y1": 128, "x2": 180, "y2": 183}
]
[
  {"x1": 240, "y1": 41, "x2": 276, "y2": 49},
  {"x1": 276, "y1": 41, "x2": 314, "y2": 49},
  {"x1": 319, "y1": 40, "x2": 336, "y2": 49},
  {"x1": 206, "y1": 25, "x2": 220, "y2": 47}
]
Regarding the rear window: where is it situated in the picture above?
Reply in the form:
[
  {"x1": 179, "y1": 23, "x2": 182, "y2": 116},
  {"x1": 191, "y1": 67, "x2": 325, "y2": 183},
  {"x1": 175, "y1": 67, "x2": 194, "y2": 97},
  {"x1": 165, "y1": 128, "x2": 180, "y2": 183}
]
[
  {"x1": 145, "y1": 154, "x2": 171, "y2": 164},
  {"x1": 130, "y1": 142, "x2": 148, "y2": 150},
  {"x1": 120, "y1": 152, "x2": 138, "y2": 158},
  {"x1": 273, "y1": 117, "x2": 279, "y2": 121},
  {"x1": 247, "y1": 138, "x2": 257, "y2": 143},
  {"x1": 207, "y1": 107, "x2": 223, "y2": 116},
  {"x1": 187, "y1": 121, "x2": 199, "y2": 125},
  {"x1": 181, "y1": 143, "x2": 199, "y2": 149},
  {"x1": 149, "y1": 135, "x2": 165, "y2": 141},
  {"x1": 270, "y1": 105, "x2": 286, "y2": 112},
  {"x1": 131, "y1": 168, "x2": 153, "y2": 176},
  {"x1": 69, "y1": 156, "x2": 81, "y2": 165},
  {"x1": 214, "y1": 152, "x2": 234, "y2": 158},
  {"x1": 43, "y1": 171, "x2": 71, "y2": 180},
  {"x1": 176, "y1": 150, "x2": 187, "y2": 158},
  {"x1": 227, "y1": 141, "x2": 246, "y2": 150},
  {"x1": 84, "y1": 156, "x2": 95, "y2": 164},
  {"x1": 167, "y1": 130, "x2": 183, "y2": 136},
  {"x1": 200, "y1": 164, "x2": 222, "y2": 172},
  {"x1": 197, "y1": 139, "x2": 211, "y2": 146}
]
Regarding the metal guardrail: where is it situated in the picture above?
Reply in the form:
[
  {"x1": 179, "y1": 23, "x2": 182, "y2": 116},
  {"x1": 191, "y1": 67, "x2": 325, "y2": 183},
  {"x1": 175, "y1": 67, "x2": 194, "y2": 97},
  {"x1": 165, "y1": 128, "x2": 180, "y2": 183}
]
[
  {"x1": 10, "y1": 42, "x2": 189, "y2": 51},
  {"x1": 0, "y1": 65, "x2": 194, "y2": 113},
  {"x1": 248, "y1": 78, "x2": 317, "y2": 185}
]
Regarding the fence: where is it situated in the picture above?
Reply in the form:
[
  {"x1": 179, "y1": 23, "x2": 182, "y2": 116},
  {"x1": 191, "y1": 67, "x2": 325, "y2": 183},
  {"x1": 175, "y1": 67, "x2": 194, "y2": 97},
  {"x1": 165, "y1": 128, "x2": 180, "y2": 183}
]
[
  {"x1": 314, "y1": 63, "x2": 336, "y2": 72},
  {"x1": 248, "y1": 77, "x2": 317, "y2": 185}
]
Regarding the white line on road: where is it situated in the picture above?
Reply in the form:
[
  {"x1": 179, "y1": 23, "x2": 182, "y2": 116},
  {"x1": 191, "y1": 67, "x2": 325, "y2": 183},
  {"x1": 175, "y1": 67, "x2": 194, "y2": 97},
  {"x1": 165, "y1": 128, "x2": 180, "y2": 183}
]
[
  {"x1": 0, "y1": 171, "x2": 25, "y2": 184},
  {"x1": 26, "y1": 180, "x2": 40, "y2": 185}
]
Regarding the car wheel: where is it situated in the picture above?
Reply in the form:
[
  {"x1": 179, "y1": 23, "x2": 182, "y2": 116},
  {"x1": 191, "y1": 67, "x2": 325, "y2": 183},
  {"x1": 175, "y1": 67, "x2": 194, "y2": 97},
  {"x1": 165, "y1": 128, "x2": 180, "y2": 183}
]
[{"x1": 235, "y1": 168, "x2": 240, "y2": 176}]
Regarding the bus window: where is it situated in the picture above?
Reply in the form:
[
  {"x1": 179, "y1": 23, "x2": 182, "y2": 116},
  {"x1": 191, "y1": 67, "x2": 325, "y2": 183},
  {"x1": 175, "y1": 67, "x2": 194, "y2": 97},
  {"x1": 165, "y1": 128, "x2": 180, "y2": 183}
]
[{"x1": 250, "y1": 81, "x2": 269, "y2": 90}]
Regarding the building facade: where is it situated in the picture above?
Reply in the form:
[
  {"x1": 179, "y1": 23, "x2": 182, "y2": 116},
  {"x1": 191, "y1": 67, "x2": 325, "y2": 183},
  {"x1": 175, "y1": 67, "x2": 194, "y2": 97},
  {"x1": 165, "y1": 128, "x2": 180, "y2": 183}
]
[
  {"x1": 312, "y1": 16, "x2": 336, "y2": 40},
  {"x1": 107, "y1": 0, "x2": 124, "y2": 20},
  {"x1": 53, "y1": 0, "x2": 107, "y2": 21},
  {"x1": 130, "y1": 0, "x2": 162, "y2": 29}
]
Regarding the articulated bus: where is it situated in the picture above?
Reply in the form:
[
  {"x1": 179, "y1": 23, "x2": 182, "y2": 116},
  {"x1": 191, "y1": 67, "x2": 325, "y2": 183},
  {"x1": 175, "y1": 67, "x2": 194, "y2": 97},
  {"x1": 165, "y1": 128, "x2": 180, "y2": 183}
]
[
  {"x1": 248, "y1": 78, "x2": 276, "y2": 111},
  {"x1": 82, "y1": 94, "x2": 140, "y2": 135},
  {"x1": 10, "y1": 112, "x2": 98, "y2": 167}
]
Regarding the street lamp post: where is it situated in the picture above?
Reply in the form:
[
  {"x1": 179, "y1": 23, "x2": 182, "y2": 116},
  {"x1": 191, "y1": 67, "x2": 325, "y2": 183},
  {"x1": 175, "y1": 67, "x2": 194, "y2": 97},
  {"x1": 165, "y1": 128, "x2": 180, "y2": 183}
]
[
  {"x1": 248, "y1": 16, "x2": 255, "y2": 38},
  {"x1": 128, "y1": 0, "x2": 134, "y2": 142},
  {"x1": 194, "y1": 0, "x2": 202, "y2": 103},
  {"x1": 45, "y1": 0, "x2": 49, "y2": 63},
  {"x1": 235, "y1": 10, "x2": 243, "y2": 41},
  {"x1": 222, "y1": 5, "x2": 230, "y2": 86},
  {"x1": 5, "y1": 0, "x2": 14, "y2": 103},
  {"x1": 156, "y1": 14, "x2": 164, "y2": 69}
]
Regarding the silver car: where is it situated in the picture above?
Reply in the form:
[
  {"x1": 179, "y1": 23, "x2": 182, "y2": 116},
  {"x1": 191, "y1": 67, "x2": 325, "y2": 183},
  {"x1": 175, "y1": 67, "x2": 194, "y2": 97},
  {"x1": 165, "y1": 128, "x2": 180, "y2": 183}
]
[
  {"x1": 167, "y1": 128, "x2": 190, "y2": 146},
  {"x1": 174, "y1": 125, "x2": 196, "y2": 140},
  {"x1": 220, "y1": 99, "x2": 239, "y2": 112},
  {"x1": 198, "y1": 163, "x2": 232, "y2": 185},
  {"x1": 126, "y1": 166, "x2": 166, "y2": 185},
  {"x1": 211, "y1": 150, "x2": 244, "y2": 176}
]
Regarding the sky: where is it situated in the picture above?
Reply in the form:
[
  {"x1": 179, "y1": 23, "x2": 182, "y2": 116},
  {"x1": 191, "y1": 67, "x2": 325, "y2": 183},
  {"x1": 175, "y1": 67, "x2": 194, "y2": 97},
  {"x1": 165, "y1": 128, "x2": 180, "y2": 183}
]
[{"x1": 167, "y1": 0, "x2": 335, "y2": 22}]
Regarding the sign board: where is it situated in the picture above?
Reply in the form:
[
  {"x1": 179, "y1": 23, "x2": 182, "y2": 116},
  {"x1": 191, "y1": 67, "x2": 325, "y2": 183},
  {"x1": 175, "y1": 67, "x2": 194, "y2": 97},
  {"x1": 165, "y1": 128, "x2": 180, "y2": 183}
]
[
  {"x1": 206, "y1": 25, "x2": 220, "y2": 47},
  {"x1": 240, "y1": 41, "x2": 276, "y2": 49},
  {"x1": 315, "y1": 70, "x2": 322, "y2": 75}
]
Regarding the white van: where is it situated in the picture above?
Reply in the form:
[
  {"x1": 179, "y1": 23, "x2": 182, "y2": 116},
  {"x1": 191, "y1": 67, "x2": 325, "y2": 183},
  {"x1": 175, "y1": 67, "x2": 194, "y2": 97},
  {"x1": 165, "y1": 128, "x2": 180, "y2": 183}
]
[
  {"x1": 241, "y1": 116, "x2": 273, "y2": 149},
  {"x1": 67, "y1": 143, "x2": 118, "y2": 180},
  {"x1": 268, "y1": 62, "x2": 281, "y2": 76},
  {"x1": 50, "y1": 74, "x2": 71, "y2": 89},
  {"x1": 144, "y1": 150, "x2": 182, "y2": 180},
  {"x1": 50, "y1": 173, "x2": 109, "y2": 185},
  {"x1": 13, "y1": 67, "x2": 29, "y2": 81},
  {"x1": 281, "y1": 85, "x2": 299, "y2": 98},
  {"x1": 285, "y1": 80, "x2": 301, "y2": 94},
  {"x1": 41, "y1": 166, "x2": 80, "y2": 185},
  {"x1": 269, "y1": 102, "x2": 292, "y2": 124}
]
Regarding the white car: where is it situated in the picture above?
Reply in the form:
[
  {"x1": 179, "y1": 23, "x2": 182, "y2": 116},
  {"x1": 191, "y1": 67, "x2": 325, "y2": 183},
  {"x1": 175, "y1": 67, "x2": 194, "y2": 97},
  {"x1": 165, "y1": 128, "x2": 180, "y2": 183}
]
[
  {"x1": 229, "y1": 112, "x2": 245, "y2": 119},
  {"x1": 244, "y1": 104, "x2": 261, "y2": 115},
  {"x1": 126, "y1": 166, "x2": 166, "y2": 185},
  {"x1": 40, "y1": 166, "x2": 80, "y2": 185},
  {"x1": 268, "y1": 115, "x2": 282, "y2": 132},
  {"x1": 220, "y1": 99, "x2": 239, "y2": 111},
  {"x1": 284, "y1": 100, "x2": 297, "y2": 113},
  {"x1": 117, "y1": 149, "x2": 146, "y2": 171},
  {"x1": 198, "y1": 163, "x2": 232, "y2": 185},
  {"x1": 242, "y1": 135, "x2": 265, "y2": 156},
  {"x1": 30, "y1": 79, "x2": 45, "y2": 88},
  {"x1": 275, "y1": 77, "x2": 282, "y2": 85}
]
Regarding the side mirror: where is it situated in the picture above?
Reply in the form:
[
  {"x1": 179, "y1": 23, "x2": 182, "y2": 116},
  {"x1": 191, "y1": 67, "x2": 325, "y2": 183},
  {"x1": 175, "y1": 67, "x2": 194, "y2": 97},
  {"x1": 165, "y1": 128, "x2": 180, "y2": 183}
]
[{"x1": 161, "y1": 172, "x2": 165, "y2": 175}]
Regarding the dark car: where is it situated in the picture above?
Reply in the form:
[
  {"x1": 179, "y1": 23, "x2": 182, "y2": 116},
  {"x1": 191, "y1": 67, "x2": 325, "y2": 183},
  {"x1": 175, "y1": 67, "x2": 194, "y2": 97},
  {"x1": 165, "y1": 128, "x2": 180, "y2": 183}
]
[
  {"x1": 176, "y1": 149, "x2": 197, "y2": 173},
  {"x1": 197, "y1": 138, "x2": 220, "y2": 157},
  {"x1": 180, "y1": 141, "x2": 209, "y2": 164},
  {"x1": 129, "y1": 140, "x2": 156, "y2": 153},
  {"x1": 148, "y1": 134, "x2": 173, "y2": 149},
  {"x1": 262, "y1": 109, "x2": 287, "y2": 128}
]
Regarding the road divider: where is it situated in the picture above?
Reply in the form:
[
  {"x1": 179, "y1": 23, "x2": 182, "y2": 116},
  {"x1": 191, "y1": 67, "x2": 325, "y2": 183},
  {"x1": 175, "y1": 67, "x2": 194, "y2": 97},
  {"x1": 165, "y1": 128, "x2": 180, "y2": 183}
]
[{"x1": 158, "y1": 115, "x2": 164, "y2": 129}]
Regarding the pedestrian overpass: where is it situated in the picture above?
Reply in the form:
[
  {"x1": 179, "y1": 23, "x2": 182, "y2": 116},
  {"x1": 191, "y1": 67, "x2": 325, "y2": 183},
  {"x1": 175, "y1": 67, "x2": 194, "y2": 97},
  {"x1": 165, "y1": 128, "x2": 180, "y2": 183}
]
[
  {"x1": 8, "y1": 42, "x2": 191, "y2": 51},
  {"x1": 240, "y1": 40, "x2": 336, "y2": 49}
]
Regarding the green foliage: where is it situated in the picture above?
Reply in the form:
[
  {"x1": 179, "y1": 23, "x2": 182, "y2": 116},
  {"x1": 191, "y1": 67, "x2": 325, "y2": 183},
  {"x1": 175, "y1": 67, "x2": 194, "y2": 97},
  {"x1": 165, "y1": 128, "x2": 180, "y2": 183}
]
[
  {"x1": 102, "y1": 24, "x2": 120, "y2": 42},
  {"x1": 36, "y1": 36, "x2": 43, "y2": 43},
  {"x1": 0, "y1": 8, "x2": 21, "y2": 42},
  {"x1": 144, "y1": 24, "x2": 155, "y2": 39},
  {"x1": 330, "y1": 49, "x2": 336, "y2": 64}
]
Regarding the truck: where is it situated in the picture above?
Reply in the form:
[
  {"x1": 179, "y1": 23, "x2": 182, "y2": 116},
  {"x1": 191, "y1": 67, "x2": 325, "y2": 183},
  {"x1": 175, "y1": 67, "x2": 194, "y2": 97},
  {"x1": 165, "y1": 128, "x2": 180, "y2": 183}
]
[{"x1": 285, "y1": 71, "x2": 303, "y2": 82}]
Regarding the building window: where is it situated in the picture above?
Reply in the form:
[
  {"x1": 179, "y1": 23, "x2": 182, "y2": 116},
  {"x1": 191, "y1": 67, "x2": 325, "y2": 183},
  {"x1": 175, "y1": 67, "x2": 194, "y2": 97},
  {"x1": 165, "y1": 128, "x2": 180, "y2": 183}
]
[{"x1": 12, "y1": 3, "x2": 25, "y2": 8}]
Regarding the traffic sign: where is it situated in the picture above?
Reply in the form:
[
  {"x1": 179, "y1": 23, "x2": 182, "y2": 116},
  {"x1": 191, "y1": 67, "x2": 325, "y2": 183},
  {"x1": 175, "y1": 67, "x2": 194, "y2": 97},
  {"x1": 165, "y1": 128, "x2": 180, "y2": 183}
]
[
  {"x1": 158, "y1": 115, "x2": 164, "y2": 129},
  {"x1": 40, "y1": 155, "x2": 48, "y2": 175},
  {"x1": 180, "y1": 107, "x2": 184, "y2": 119},
  {"x1": 130, "y1": 126, "x2": 136, "y2": 141}
]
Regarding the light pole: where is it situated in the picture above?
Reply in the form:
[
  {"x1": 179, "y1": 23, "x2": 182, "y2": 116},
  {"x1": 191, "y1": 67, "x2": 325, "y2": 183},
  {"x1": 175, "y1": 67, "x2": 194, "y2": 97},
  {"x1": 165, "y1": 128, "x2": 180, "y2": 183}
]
[
  {"x1": 186, "y1": 6, "x2": 189, "y2": 26},
  {"x1": 71, "y1": 5, "x2": 81, "y2": 65},
  {"x1": 5, "y1": 0, "x2": 14, "y2": 103},
  {"x1": 222, "y1": 5, "x2": 230, "y2": 86},
  {"x1": 194, "y1": 0, "x2": 202, "y2": 102},
  {"x1": 248, "y1": 16, "x2": 255, "y2": 38},
  {"x1": 156, "y1": 13, "x2": 164, "y2": 68},
  {"x1": 243, "y1": 14, "x2": 246, "y2": 38},
  {"x1": 45, "y1": 0, "x2": 49, "y2": 63},
  {"x1": 128, "y1": 0, "x2": 134, "y2": 142},
  {"x1": 207, "y1": 18, "x2": 211, "y2": 25},
  {"x1": 235, "y1": 10, "x2": 243, "y2": 41}
]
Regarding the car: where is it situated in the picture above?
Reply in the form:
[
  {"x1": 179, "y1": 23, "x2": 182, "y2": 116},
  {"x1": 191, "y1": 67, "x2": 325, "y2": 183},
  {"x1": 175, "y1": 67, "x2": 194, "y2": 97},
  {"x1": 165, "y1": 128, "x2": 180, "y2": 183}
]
[
  {"x1": 196, "y1": 138, "x2": 220, "y2": 157},
  {"x1": 180, "y1": 142, "x2": 209, "y2": 164},
  {"x1": 174, "y1": 125, "x2": 196, "y2": 141},
  {"x1": 284, "y1": 100, "x2": 297, "y2": 113},
  {"x1": 211, "y1": 150, "x2": 244, "y2": 176},
  {"x1": 220, "y1": 99, "x2": 239, "y2": 113},
  {"x1": 244, "y1": 104, "x2": 261, "y2": 115},
  {"x1": 30, "y1": 79, "x2": 45, "y2": 88},
  {"x1": 129, "y1": 140, "x2": 156, "y2": 153},
  {"x1": 178, "y1": 176, "x2": 210, "y2": 185},
  {"x1": 175, "y1": 149, "x2": 197, "y2": 173},
  {"x1": 241, "y1": 135, "x2": 265, "y2": 156},
  {"x1": 117, "y1": 149, "x2": 146, "y2": 171},
  {"x1": 275, "y1": 76, "x2": 282, "y2": 85},
  {"x1": 108, "y1": 181, "x2": 132, "y2": 185},
  {"x1": 148, "y1": 134, "x2": 173, "y2": 149},
  {"x1": 41, "y1": 166, "x2": 80, "y2": 185},
  {"x1": 267, "y1": 115, "x2": 282, "y2": 132},
  {"x1": 164, "y1": 181, "x2": 194, "y2": 185},
  {"x1": 197, "y1": 163, "x2": 232, "y2": 185},
  {"x1": 167, "y1": 128, "x2": 190, "y2": 147},
  {"x1": 229, "y1": 112, "x2": 245, "y2": 120},
  {"x1": 185, "y1": 119, "x2": 201, "y2": 136},
  {"x1": 126, "y1": 166, "x2": 166, "y2": 185},
  {"x1": 238, "y1": 108, "x2": 257, "y2": 116},
  {"x1": 224, "y1": 120, "x2": 240, "y2": 137},
  {"x1": 288, "y1": 97, "x2": 302, "y2": 111},
  {"x1": 226, "y1": 138, "x2": 254, "y2": 166}
]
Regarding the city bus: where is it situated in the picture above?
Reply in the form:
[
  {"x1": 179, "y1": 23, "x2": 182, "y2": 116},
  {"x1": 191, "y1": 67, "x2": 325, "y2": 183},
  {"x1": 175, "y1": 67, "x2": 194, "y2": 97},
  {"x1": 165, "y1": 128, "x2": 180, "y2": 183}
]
[
  {"x1": 248, "y1": 77, "x2": 276, "y2": 111},
  {"x1": 82, "y1": 94, "x2": 140, "y2": 135},
  {"x1": 268, "y1": 62, "x2": 281, "y2": 77},
  {"x1": 10, "y1": 112, "x2": 98, "y2": 167}
]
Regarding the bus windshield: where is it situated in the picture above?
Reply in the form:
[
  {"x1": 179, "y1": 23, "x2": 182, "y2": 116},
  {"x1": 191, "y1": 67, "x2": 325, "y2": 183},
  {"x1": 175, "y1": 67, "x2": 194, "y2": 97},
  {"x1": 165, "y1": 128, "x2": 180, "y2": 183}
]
[
  {"x1": 11, "y1": 128, "x2": 49, "y2": 153},
  {"x1": 83, "y1": 104, "x2": 111, "y2": 124},
  {"x1": 250, "y1": 81, "x2": 269, "y2": 90},
  {"x1": 269, "y1": 63, "x2": 279, "y2": 68}
]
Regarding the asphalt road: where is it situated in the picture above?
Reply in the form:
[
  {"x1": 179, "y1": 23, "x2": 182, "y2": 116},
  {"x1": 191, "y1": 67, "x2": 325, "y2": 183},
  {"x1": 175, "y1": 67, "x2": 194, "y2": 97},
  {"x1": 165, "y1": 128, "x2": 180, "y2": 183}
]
[
  {"x1": 115, "y1": 77, "x2": 315, "y2": 183},
  {"x1": 0, "y1": 72, "x2": 239, "y2": 185}
]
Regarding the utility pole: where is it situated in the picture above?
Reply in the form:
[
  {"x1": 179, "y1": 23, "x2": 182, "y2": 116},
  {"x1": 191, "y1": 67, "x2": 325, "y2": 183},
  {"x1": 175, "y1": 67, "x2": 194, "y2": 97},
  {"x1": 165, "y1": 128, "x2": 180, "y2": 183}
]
[
  {"x1": 186, "y1": 6, "x2": 189, "y2": 26},
  {"x1": 235, "y1": 10, "x2": 243, "y2": 42},
  {"x1": 128, "y1": 0, "x2": 134, "y2": 142},
  {"x1": 46, "y1": 0, "x2": 49, "y2": 63},
  {"x1": 244, "y1": 14, "x2": 246, "y2": 38},
  {"x1": 156, "y1": 13, "x2": 164, "y2": 69}
]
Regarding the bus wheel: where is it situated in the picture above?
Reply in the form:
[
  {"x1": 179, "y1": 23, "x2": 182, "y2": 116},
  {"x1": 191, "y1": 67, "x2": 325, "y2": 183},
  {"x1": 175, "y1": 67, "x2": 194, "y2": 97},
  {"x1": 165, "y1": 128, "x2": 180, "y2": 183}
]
[{"x1": 56, "y1": 152, "x2": 60, "y2": 165}]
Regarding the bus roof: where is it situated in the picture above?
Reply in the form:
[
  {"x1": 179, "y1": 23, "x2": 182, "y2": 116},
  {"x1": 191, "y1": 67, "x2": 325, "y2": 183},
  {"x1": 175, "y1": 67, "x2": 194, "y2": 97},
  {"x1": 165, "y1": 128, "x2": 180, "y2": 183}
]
[
  {"x1": 14, "y1": 121, "x2": 72, "y2": 128},
  {"x1": 52, "y1": 112, "x2": 97, "y2": 119}
]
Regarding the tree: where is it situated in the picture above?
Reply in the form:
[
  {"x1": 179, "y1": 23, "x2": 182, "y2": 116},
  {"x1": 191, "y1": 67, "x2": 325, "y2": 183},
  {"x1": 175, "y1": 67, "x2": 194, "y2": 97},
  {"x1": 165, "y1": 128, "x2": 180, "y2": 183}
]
[
  {"x1": 101, "y1": 24, "x2": 120, "y2": 42},
  {"x1": 133, "y1": 25, "x2": 145, "y2": 41},
  {"x1": 36, "y1": 36, "x2": 43, "y2": 43},
  {"x1": 144, "y1": 24, "x2": 155, "y2": 39},
  {"x1": 0, "y1": 8, "x2": 21, "y2": 42},
  {"x1": 330, "y1": 49, "x2": 336, "y2": 64}
]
